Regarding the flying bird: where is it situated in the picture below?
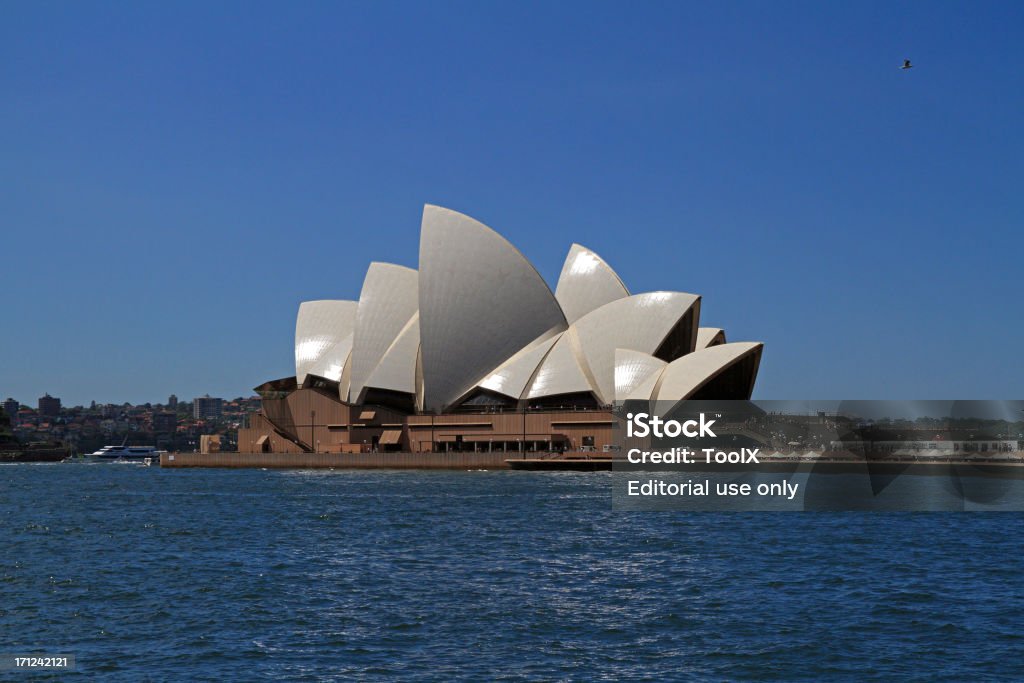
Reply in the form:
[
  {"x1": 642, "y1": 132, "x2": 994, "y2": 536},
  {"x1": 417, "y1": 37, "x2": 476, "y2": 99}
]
[{"x1": 901, "y1": 59, "x2": 913, "y2": 70}]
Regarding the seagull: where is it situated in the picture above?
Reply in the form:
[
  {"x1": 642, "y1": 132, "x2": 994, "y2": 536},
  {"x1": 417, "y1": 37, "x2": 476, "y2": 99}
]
[{"x1": 901, "y1": 59, "x2": 913, "y2": 70}]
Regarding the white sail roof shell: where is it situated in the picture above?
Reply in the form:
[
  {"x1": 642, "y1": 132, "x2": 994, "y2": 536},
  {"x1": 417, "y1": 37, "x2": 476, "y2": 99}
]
[
  {"x1": 361, "y1": 313, "x2": 420, "y2": 398},
  {"x1": 554, "y1": 244, "x2": 629, "y2": 324},
  {"x1": 654, "y1": 342, "x2": 763, "y2": 403},
  {"x1": 348, "y1": 263, "x2": 419, "y2": 402},
  {"x1": 418, "y1": 205, "x2": 567, "y2": 412},
  {"x1": 614, "y1": 349, "x2": 668, "y2": 403},
  {"x1": 294, "y1": 300, "x2": 358, "y2": 385},
  {"x1": 695, "y1": 327, "x2": 726, "y2": 349},
  {"x1": 478, "y1": 328, "x2": 561, "y2": 400},
  {"x1": 527, "y1": 292, "x2": 699, "y2": 404},
  {"x1": 525, "y1": 330, "x2": 594, "y2": 400}
]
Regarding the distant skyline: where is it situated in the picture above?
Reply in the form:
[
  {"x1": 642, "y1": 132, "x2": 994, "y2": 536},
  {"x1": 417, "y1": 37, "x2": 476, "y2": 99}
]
[
  {"x1": 3, "y1": 1, "x2": 1023, "y2": 406},
  {"x1": 3, "y1": 394, "x2": 240, "y2": 410}
]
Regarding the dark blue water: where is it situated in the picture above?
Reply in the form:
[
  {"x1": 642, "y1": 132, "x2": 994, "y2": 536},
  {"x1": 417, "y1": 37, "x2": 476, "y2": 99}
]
[{"x1": 3, "y1": 464, "x2": 1024, "y2": 681}]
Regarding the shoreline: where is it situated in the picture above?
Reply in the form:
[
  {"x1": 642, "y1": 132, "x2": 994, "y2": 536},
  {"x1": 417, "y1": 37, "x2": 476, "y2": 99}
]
[{"x1": 160, "y1": 451, "x2": 1024, "y2": 477}]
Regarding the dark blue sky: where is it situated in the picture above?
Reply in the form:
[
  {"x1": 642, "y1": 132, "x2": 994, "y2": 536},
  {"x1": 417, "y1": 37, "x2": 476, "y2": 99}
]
[{"x1": 2, "y1": 1, "x2": 1022, "y2": 406}]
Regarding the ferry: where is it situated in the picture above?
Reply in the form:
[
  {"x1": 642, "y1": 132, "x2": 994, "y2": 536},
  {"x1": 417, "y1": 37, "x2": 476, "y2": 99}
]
[{"x1": 87, "y1": 444, "x2": 164, "y2": 462}]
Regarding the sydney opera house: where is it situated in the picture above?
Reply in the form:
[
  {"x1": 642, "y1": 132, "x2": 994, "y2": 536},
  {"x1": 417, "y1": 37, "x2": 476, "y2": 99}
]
[{"x1": 238, "y1": 205, "x2": 763, "y2": 455}]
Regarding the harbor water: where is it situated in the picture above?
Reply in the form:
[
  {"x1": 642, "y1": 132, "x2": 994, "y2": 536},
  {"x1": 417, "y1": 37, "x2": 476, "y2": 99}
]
[{"x1": 3, "y1": 463, "x2": 1024, "y2": 680}]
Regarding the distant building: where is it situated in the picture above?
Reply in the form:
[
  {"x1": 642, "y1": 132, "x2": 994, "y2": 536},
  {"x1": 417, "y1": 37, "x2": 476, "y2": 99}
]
[
  {"x1": 199, "y1": 434, "x2": 221, "y2": 454},
  {"x1": 152, "y1": 412, "x2": 178, "y2": 434},
  {"x1": 193, "y1": 395, "x2": 224, "y2": 420},
  {"x1": 3, "y1": 398, "x2": 18, "y2": 424},
  {"x1": 168, "y1": 394, "x2": 178, "y2": 410},
  {"x1": 38, "y1": 394, "x2": 61, "y2": 417}
]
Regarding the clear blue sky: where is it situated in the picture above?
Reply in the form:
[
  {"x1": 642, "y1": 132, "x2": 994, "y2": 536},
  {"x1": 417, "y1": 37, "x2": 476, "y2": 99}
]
[{"x1": 2, "y1": 1, "x2": 1022, "y2": 406}]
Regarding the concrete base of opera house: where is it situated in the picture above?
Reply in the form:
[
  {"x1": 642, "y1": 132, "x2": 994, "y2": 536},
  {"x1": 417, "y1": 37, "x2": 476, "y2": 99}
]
[{"x1": 161, "y1": 451, "x2": 528, "y2": 469}]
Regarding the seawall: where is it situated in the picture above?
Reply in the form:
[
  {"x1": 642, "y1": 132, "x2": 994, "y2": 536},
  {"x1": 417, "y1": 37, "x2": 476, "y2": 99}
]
[{"x1": 161, "y1": 451, "x2": 515, "y2": 469}]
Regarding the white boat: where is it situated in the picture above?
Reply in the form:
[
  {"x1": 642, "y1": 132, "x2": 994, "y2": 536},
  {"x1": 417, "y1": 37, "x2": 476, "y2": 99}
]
[{"x1": 87, "y1": 444, "x2": 164, "y2": 462}]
